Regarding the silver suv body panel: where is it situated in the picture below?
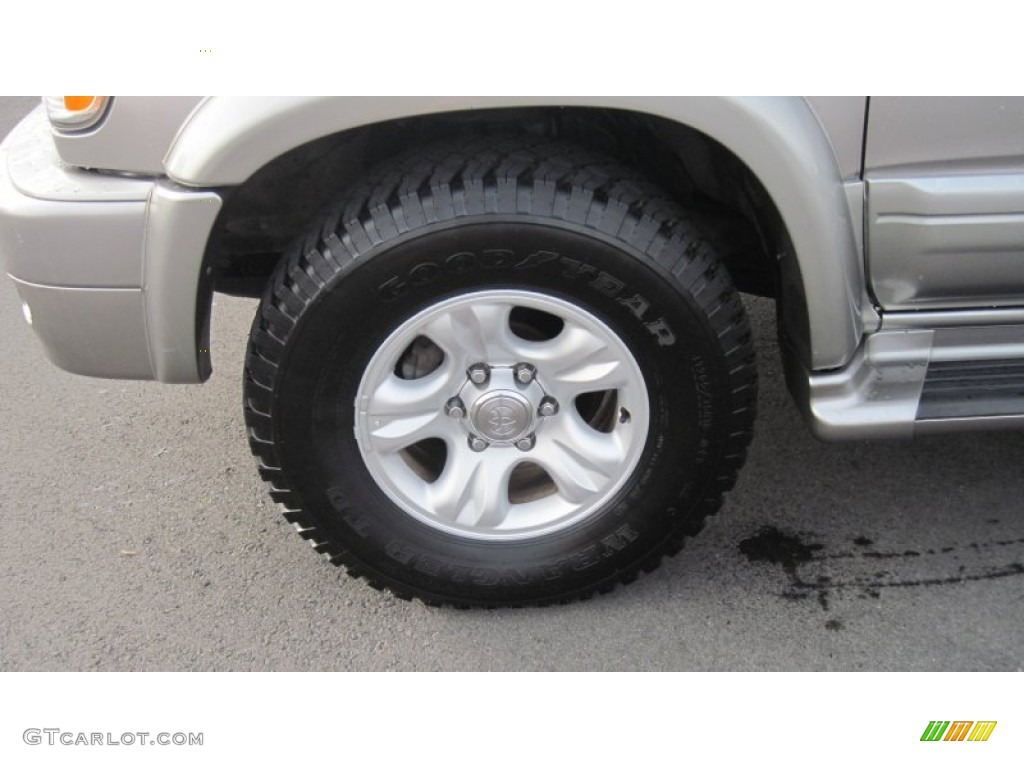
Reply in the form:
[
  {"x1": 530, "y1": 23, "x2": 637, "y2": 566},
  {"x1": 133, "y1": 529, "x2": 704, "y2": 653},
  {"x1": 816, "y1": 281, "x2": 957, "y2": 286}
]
[
  {"x1": 50, "y1": 97, "x2": 203, "y2": 175},
  {"x1": 865, "y1": 96, "x2": 1024, "y2": 312},
  {"x1": 0, "y1": 104, "x2": 221, "y2": 382}
]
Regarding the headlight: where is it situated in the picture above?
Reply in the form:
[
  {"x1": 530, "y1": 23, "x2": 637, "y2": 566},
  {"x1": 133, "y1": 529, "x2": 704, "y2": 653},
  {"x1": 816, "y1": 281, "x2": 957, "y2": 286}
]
[{"x1": 44, "y1": 96, "x2": 110, "y2": 132}]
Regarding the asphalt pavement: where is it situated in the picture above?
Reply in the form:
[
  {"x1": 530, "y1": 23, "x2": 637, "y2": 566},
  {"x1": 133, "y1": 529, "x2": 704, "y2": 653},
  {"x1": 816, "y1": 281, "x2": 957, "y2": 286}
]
[{"x1": 1, "y1": 96, "x2": 1022, "y2": 670}]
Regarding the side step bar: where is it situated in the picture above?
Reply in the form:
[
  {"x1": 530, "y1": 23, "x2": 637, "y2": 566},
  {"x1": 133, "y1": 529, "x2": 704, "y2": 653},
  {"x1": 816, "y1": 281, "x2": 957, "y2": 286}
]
[
  {"x1": 795, "y1": 323, "x2": 1024, "y2": 440},
  {"x1": 918, "y1": 358, "x2": 1024, "y2": 419}
]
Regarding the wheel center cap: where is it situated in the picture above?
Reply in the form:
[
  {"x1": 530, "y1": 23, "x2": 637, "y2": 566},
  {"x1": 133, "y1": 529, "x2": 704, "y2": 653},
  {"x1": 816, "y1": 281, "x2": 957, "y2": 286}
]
[{"x1": 471, "y1": 391, "x2": 533, "y2": 443}]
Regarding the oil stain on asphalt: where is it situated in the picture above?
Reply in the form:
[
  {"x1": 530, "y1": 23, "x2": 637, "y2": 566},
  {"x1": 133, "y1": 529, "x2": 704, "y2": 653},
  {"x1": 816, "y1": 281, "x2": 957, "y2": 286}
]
[{"x1": 738, "y1": 524, "x2": 1024, "y2": 616}]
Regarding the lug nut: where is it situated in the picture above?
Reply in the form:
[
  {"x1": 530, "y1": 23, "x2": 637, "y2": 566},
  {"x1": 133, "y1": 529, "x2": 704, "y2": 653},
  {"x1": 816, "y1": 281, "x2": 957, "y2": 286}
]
[
  {"x1": 445, "y1": 397, "x2": 466, "y2": 419},
  {"x1": 514, "y1": 363, "x2": 536, "y2": 384},
  {"x1": 538, "y1": 397, "x2": 559, "y2": 417},
  {"x1": 515, "y1": 434, "x2": 536, "y2": 452},
  {"x1": 467, "y1": 364, "x2": 490, "y2": 385},
  {"x1": 468, "y1": 436, "x2": 488, "y2": 452}
]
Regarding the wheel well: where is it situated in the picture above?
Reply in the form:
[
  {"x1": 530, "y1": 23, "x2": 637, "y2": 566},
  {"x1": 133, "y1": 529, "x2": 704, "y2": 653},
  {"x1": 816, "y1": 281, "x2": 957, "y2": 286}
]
[{"x1": 206, "y1": 106, "x2": 791, "y2": 303}]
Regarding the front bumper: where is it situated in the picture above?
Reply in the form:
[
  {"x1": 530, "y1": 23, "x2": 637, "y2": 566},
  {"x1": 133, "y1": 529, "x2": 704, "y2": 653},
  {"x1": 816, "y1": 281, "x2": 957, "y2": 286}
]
[{"x1": 0, "y1": 105, "x2": 222, "y2": 382}]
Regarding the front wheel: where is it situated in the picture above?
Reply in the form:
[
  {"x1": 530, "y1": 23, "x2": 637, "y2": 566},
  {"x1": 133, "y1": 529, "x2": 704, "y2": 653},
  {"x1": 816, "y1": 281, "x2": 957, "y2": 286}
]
[{"x1": 244, "y1": 137, "x2": 757, "y2": 606}]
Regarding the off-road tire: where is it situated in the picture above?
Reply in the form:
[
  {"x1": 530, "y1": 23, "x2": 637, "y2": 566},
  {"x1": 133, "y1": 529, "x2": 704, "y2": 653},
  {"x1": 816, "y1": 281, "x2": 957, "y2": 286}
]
[{"x1": 243, "y1": 135, "x2": 757, "y2": 607}]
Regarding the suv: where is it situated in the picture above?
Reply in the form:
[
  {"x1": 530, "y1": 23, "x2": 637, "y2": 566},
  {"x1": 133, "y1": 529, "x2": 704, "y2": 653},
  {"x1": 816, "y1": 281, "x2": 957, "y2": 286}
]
[{"x1": 3, "y1": 96, "x2": 1022, "y2": 607}]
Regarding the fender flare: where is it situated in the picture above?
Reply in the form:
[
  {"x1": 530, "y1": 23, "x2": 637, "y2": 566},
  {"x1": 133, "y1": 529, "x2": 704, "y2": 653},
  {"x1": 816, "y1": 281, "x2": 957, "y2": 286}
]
[{"x1": 166, "y1": 96, "x2": 863, "y2": 370}]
